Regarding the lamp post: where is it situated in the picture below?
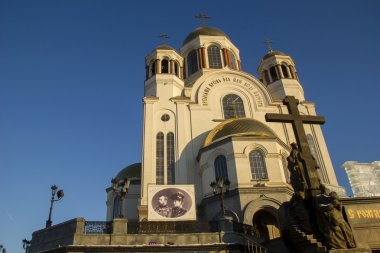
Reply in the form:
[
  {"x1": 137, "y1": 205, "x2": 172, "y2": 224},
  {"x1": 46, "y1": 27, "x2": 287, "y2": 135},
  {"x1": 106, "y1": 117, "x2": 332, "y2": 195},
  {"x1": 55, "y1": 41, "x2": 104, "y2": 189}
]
[
  {"x1": 210, "y1": 178, "x2": 231, "y2": 216},
  {"x1": 22, "y1": 239, "x2": 31, "y2": 253},
  {"x1": 111, "y1": 177, "x2": 130, "y2": 218},
  {"x1": 46, "y1": 184, "x2": 64, "y2": 228}
]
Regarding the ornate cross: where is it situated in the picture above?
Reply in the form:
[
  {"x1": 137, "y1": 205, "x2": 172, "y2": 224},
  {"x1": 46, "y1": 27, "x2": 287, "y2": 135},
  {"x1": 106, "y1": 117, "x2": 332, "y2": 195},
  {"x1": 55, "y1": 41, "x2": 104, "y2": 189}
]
[
  {"x1": 195, "y1": 12, "x2": 211, "y2": 27},
  {"x1": 265, "y1": 96, "x2": 325, "y2": 193},
  {"x1": 159, "y1": 34, "x2": 169, "y2": 45},
  {"x1": 263, "y1": 38, "x2": 273, "y2": 52}
]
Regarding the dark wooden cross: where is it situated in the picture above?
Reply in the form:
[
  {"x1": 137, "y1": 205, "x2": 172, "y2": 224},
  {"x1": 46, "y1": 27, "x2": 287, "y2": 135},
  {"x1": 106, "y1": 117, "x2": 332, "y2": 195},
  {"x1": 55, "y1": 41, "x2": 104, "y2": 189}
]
[
  {"x1": 263, "y1": 38, "x2": 273, "y2": 52},
  {"x1": 159, "y1": 34, "x2": 169, "y2": 45},
  {"x1": 265, "y1": 96, "x2": 325, "y2": 193},
  {"x1": 195, "y1": 12, "x2": 211, "y2": 27}
]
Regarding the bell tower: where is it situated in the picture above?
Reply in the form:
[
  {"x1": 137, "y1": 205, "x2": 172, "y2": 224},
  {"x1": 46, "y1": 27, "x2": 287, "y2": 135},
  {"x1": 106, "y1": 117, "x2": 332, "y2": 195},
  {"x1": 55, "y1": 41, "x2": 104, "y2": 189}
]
[
  {"x1": 144, "y1": 45, "x2": 184, "y2": 99},
  {"x1": 257, "y1": 48, "x2": 305, "y2": 101}
]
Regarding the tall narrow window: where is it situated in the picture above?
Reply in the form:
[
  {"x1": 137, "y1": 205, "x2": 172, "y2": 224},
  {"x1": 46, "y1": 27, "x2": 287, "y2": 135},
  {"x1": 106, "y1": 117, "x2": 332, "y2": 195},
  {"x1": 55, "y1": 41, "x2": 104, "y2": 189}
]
[
  {"x1": 167, "y1": 132, "x2": 175, "y2": 184},
  {"x1": 307, "y1": 134, "x2": 324, "y2": 182},
  {"x1": 282, "y1": 155, "x2": 291, "y2": 184},
  {"x1": 214, "y1": 155, "x2": 228, "y2": 181},
  {"x1": 270, "y1": 66, "x2": 278, "y2": 81},
  {"x1": 156, "y1": 132, "x2": 164, "y2": 184},
  {"x1": 281, "y1": 65, "x2": 289, "y2": 78},
  {"x1": 222, "y1": 94, "x2": 246, "y2": 119},
  {"x1": 113, "y1": 195, "x2": 121, "y2": 218},
  {"x1": 161, "y1": 59, "x2": 169, "y2": 73},
  {"x1": 249, "y1": 150, "x2": 268, "y2": 180},
  {"x1": 228, "y1": 50, "x2": 237, "y2": 70},
  {"x1": 187, "y1": 49, "x2": 198, "y2": 76},
  {"x1": 174, "y1": 62, "x2": 179, "y2": 77},
  {"x1": 207, "y1": 46, "x2": 222, "y2": 69},
  {"x1": 151, "y1": 61, "x2": 156, "y2": 76}
]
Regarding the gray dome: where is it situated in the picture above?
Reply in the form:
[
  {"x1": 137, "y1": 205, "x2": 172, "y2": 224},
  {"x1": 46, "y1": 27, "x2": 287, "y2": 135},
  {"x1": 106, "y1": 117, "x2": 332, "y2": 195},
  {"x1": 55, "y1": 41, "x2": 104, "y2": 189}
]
[
  {"x1": 183, "y1": 27, "x2": 229, "y2": 45},
  {"x1": 115, "y1": 163, "x2": 141, "y2": 181}
]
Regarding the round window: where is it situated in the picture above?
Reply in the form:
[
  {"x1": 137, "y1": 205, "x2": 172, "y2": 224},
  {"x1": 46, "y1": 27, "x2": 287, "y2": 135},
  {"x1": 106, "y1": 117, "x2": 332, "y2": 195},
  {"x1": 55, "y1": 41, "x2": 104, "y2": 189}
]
[{"x1": 161, "y1": 114, "x2": 170, "y2": 122}]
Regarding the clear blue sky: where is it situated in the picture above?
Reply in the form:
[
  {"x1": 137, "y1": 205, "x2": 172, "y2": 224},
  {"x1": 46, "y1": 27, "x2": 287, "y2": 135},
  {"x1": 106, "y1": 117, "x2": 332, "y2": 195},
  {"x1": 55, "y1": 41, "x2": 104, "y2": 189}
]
[{"x1": 0, "y1": 0, "x2": 379, "y2": 251}]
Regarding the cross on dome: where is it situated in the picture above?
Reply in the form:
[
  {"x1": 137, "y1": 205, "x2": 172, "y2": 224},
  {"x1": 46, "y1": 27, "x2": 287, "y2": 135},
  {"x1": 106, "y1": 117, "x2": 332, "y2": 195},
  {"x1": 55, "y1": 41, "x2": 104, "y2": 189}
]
[
  {"x1": 195, "y1": 12, "x2": 211, "y2": 27},
  {"x1": 159, "y1": 34, "x2": 170, "y2": 45},
  {"x1": 263, "y1": 38, "x2": 273, "y2": 52}
]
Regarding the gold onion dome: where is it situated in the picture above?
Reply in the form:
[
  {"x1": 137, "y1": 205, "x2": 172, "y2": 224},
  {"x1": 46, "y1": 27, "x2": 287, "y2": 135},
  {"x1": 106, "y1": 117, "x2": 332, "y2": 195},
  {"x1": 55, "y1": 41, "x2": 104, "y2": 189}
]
[
  {"x1": 203, "y1": 118, "x2": 277, "y2": 147},
  {"x1": 115, "y1": 163, "x2": 141, "y2": 181},
  {"x1": 183, "y1": 26, "x2": 229, "y2": 45}
]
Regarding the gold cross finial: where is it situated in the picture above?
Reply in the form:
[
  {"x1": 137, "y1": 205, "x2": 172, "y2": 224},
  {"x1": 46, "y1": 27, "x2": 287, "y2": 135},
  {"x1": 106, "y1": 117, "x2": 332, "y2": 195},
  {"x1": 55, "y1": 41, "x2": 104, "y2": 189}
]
[
  {"x1": 263, "y1": 38, "x2": 273, "y2": 52},
  {"x1": 159, "y1": 34, "x2": 170, "y2": 45},
  {"x1": 195, "y1": 12, "x2": 211, "y2": 27}
]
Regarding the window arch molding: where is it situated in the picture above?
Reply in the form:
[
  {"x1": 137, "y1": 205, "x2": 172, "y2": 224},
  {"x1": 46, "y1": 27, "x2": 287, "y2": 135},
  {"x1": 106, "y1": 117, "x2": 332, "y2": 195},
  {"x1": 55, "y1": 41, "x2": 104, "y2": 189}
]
[
  {"x1": 206, "y1": 44, "x2": 223, "y2": 69},
  {"x1": 186, "y1": 49, "x2": 199, "y2": 76},
  {"x1": 249, "y1": 149, "x2": 268, "y2": 180},
  {"x1": 221, "y1": 93, "x2": 246, "y2": 119},
  {"x1": 243, "y1": 143, "x2": 269, "y2": 157}
]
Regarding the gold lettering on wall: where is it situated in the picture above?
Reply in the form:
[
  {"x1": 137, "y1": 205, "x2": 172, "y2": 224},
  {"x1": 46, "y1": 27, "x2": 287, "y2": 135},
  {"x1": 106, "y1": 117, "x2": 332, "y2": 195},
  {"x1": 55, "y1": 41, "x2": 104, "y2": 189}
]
[{"x1": 200, "y1": 76, "x2": 264, "y2": 107}]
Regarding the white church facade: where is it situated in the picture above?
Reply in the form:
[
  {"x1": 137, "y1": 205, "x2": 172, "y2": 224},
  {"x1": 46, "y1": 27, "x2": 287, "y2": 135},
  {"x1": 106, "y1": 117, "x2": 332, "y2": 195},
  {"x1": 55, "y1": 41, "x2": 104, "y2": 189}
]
[{"x1": 105, "y1": 25, "x2": 344, "y2": 240}]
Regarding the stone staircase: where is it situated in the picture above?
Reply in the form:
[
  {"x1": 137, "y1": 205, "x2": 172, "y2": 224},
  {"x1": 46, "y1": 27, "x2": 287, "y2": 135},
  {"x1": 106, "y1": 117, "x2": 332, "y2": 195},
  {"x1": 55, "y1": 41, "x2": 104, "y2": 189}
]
[{"x1": 283, "y1": 203, "x2": 327, "y2": 253}]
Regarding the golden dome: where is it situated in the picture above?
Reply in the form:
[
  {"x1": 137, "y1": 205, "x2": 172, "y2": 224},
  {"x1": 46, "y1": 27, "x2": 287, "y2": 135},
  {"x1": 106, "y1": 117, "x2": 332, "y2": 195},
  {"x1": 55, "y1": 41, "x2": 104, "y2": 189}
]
[
  {"x1": 203, "y1": 118, "x2": 277, "y2": 147},
  {"x1": 183, "y1": 27, "x2": 229, "y2": 45}
]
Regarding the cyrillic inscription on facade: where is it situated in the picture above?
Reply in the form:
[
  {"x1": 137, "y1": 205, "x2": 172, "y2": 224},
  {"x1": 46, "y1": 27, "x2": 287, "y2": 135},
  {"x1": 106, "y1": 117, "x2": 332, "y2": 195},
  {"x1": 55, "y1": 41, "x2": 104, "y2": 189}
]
[{"x1": 200, "y1": 76, "x2": 263, "y2": 107}]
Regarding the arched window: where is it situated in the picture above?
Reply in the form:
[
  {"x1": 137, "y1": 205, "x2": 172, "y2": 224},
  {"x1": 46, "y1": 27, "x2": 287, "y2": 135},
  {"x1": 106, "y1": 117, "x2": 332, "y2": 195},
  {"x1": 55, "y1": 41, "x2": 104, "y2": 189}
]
[
  {"x1": 214, "y1": 155, "x2": 228, "y2": 181},
  {"x1": 249, "y1": 150, "x2": 268, "y2": 180},
  {"x1": 151, "y1": 61, "x2": 156, "y2": 76},
  {"x1": 113, "y1": 195, "x2": 121, "y2": 219},
  {"x1": 222, "y1": 94, "x2": 246, "y2": 119},
  {"x1": 207, "y1": 46, "x2": 222, "y2": 69},
  {"x1": 269, "y1": 66, "x2": 278, "y2": 81},
  {"x1": 281, "y1": 65, "x2": 289, "y2": 78},
  {"x1": 167, "y1": 132, "x2": 175, "y2": 184},
  {"x1": 156, "y1": 132, "x2": 164, "y2": 184},
  {"x1": 228, "y1": 50, "x2": 237, "y2": 70},
  {"x1": 161, "y1": 59, "x2": 169, "y2": 73},
  {"x1": 187, "y1": 49, "x2": 198, "y2": 76},
  {"x1": 262, "y1": 70, "x2": 270, "y2": 84},
  {"x1": 174, "y1": 61, "x2": 179, "y2": 77}
]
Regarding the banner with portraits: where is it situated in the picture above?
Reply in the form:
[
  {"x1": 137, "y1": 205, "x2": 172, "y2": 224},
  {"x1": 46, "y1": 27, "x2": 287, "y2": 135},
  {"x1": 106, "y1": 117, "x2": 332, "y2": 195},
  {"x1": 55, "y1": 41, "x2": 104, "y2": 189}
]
[{"x1": 147, "y1": 184, "x2": 196, "y2": 221}]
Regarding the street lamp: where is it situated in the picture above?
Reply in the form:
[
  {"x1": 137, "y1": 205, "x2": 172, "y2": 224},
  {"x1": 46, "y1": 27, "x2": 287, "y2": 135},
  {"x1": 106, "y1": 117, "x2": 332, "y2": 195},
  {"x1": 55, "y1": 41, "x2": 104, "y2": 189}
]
[
  {"x1": 210, "y1": 178, "x2": 231, "y2": 216},
  {"x1": 46, "y1": 184, "x2": 64, "y2": 228},
  {"x1": 111, "y1": 177, "x2": 130, "y2": 218},
  {"x1": 22, "y1": 239, "x2": 31, "y2": 253}
]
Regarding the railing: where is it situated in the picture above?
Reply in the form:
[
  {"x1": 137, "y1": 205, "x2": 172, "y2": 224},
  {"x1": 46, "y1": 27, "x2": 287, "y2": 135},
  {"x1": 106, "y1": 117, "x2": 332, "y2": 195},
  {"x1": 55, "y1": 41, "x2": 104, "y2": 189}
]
[
  {"x1": 246, "y1": 238, "x2": 272, "y2": 253},
  {"x1": 84, "y1": 221, "x2": 112, "y2": 234},
  {"x1": 232, "y1": 221, "x2": 260, "y2": 238},
  {"x1": 127, "y1": 220, "x2": 220, "y2": 234}
]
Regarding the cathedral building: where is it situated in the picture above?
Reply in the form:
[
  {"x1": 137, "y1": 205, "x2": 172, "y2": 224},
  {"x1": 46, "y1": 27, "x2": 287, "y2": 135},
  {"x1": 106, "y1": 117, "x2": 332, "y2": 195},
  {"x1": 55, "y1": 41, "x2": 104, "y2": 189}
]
[
  {"x1": 34, "y1": 24, "x2": 380, "y2": 253},
  {"x1": 106, "y1": 25, "x2": 344, "y2": 236}
]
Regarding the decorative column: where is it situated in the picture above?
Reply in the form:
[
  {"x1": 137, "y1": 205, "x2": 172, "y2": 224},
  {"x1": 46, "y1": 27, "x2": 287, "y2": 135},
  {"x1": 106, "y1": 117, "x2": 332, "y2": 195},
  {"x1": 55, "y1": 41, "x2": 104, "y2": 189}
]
[
  {"x1": 237, "y1": 60, "x2": 242, "y2": 70},
  {"x1": 169, "y1": 60, "x2": 174, "y2": 74},
  {"x1": 277, "y1": 64, "x2": 284, "y2": 79},
  {"x1": 222, "y1": 48, "x2": 229, "y2": 67},
  {"x1": 201, "y1": 47, "x2": 206, "y2": 68},
  {"x1": 198, "y1": 48, "x2": 204, "y2": 68},
  {"x1": 156, "y1": 59, "x2": 161, "y2": 74}
]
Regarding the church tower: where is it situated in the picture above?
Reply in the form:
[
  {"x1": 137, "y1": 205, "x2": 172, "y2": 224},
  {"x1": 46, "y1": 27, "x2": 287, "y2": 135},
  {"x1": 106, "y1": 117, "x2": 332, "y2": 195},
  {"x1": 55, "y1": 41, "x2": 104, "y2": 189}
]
[{"x1": 257, "y1": 49, "x2": 305, "y2": 101}]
